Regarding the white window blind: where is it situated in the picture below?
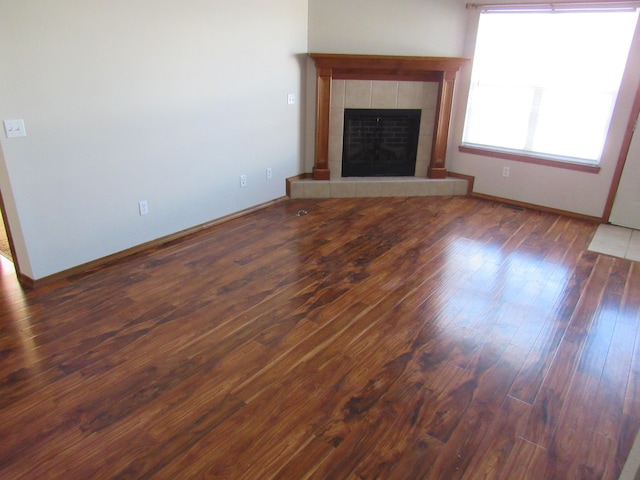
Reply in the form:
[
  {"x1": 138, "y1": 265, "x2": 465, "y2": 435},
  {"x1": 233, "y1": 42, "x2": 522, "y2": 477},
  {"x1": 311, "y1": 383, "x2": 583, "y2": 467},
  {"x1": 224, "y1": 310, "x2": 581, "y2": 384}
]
[{"x1": 462, "y1": 5, "x2": 639, "y2": 164}]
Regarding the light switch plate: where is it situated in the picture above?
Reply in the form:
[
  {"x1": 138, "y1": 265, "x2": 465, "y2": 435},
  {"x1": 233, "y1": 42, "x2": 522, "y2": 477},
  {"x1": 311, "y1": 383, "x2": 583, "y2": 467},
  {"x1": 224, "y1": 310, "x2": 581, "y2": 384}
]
[{"x1": 3, "y1": 119, "x2": 26, "y2": 138}]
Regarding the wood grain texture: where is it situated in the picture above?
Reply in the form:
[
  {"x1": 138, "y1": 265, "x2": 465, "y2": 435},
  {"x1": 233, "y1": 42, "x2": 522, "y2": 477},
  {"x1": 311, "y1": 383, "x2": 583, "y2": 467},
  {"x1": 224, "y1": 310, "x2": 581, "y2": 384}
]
[{"x1": 0, "y1": 196, "x2": 638, "y2": 479}]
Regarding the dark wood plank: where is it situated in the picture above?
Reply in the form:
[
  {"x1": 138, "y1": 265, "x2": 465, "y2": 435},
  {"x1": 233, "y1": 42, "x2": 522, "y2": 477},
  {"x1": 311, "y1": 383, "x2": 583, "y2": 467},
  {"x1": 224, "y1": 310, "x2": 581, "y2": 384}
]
[{"x1": 461, "y1": 395, "x2": 530, "y2": 480}]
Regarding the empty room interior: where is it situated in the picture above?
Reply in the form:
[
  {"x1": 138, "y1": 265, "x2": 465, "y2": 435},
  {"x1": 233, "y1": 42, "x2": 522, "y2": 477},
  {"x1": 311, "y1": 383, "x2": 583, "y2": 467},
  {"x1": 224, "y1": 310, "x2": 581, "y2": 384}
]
[{"x1": 2, "y1": 1, "x2": 640, "y2": 478}]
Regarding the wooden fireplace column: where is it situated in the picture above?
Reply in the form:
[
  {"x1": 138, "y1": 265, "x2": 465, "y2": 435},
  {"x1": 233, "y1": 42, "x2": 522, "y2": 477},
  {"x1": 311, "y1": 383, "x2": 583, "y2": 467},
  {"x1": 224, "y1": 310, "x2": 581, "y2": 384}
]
[{"x1": 309, "y1": 54, "x2": 468, "y2": 180}]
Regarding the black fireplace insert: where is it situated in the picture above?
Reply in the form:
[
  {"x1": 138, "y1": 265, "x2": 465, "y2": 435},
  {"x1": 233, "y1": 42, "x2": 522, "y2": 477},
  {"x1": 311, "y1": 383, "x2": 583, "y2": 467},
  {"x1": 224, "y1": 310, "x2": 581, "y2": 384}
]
[{"x1": 342, "y1": 109, "x2": 421, "y2": 177}]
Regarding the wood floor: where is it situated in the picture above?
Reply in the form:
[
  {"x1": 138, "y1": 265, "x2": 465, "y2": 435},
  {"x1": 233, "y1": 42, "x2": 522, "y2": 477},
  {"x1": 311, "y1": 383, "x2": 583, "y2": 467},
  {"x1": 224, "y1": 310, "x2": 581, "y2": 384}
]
[{"x1": 1, "y1": 196, "x2": 639, "y2": 479}]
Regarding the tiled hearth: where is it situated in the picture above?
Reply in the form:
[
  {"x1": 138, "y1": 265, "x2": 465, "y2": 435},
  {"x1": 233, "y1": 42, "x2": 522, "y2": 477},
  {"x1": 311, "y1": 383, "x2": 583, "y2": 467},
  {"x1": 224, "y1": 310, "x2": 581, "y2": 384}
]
[{"x1": 289, "y1": 176, "x2": 468, "y2": 199}]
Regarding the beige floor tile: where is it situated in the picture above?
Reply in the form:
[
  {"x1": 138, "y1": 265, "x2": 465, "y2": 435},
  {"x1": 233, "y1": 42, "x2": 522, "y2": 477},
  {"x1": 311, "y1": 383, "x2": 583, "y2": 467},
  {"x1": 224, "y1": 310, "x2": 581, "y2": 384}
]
[
  {"x1": 453, "y1": 180, "x2": 468, "y2": 195},
  {"x1": 405, "y1": 181, "x2": 431, "y2": 196},
  {"x1": 330, "y1": 181, "x2": 356, "y2": 198},
  {"x1": 288, "y1": 177, "x2": 469, "y2": 201},
  {"x1": 626, "y1": 230, "x2": 640, "y2": 261},
  {"x1": 432, "y1": 180, "x2": 455, "y2": 196},
  {"x1": 587, "y1": 224, "x2": 640, "y2": 262},
  {"x1": 380, "y1": 181, "x2": 408, "y2": 197},
  {"x1": 355, "y1": 181, "x2": 382, "y2": 197},
  {"x1": 304, "y1": 181, "x2": 330, "y2": 198},
  {"x1": 289, "y1": 182, "x2": 304, "y2": 199}
]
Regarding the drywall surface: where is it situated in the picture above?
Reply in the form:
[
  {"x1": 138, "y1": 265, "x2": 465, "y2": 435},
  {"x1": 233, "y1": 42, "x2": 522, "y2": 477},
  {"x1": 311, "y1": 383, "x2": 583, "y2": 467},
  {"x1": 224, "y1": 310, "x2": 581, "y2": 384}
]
[
  {"x1": 447, "y1": 4, "x2": 640, "y2": 218},
  {"x1": 0, "y1": 0, "x2": 308, "y2": 279},
  {"x1": 308, "y1": 0, "x2": 467, "y2": 56}
]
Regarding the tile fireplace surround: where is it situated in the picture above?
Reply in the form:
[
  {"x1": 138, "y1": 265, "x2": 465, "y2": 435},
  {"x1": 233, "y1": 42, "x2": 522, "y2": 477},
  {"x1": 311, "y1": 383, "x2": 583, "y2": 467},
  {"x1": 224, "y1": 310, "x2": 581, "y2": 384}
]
[
  {"x1": 290, "y1": 54, "x2": 470, "y2": 199},
  {"x1": 332, "y1": 79, "x2": 437, "y2": 179}
]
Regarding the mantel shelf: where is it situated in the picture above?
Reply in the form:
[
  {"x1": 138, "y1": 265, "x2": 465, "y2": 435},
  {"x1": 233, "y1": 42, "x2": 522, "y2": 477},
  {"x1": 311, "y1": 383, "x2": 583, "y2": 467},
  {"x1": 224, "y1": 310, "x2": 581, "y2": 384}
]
[{"x1": 309, "y1": 53, "x2": 469, "y2": 75}]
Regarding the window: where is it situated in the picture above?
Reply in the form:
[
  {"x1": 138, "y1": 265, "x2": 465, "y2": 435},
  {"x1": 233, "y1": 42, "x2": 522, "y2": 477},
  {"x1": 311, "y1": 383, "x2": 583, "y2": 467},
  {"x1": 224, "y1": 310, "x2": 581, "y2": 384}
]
[{"x1": 462, "y1": 3, "x2": 639, "y2": 166}]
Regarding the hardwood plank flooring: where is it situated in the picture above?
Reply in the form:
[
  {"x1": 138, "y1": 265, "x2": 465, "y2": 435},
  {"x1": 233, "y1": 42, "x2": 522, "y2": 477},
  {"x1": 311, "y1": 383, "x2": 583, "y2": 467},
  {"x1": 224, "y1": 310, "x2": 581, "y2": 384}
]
[{"x1": 0, "y1": 196, "x2": 638, "y2": 479}]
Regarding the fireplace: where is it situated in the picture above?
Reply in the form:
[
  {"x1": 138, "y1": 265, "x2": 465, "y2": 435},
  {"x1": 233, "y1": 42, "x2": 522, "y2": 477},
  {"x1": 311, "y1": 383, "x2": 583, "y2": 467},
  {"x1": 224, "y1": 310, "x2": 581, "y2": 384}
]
[
  {"x1": 309, "y1": 54, "x2": 469, "y2": 180},
  {"x1": 342, "y1": 109, "x2": 421, "y2": 177}
]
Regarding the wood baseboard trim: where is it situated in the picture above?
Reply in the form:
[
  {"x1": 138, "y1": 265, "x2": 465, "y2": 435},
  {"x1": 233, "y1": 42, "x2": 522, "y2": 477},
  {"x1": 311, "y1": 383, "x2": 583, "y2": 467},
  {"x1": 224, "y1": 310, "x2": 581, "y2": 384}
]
[
  {"x1": 447, "y1": 171, "x2": 475, "y2": 195},
  {"x1": 26, "y1": 197, "x2": 289, "y2": 289},
  {"x1": 471, "y1": 192, "x2": 601, "y2": 223},
  {"x1": 442, "y1": 170, "x2": 600, "y2": 222},
  {"x1": 17, "y1": 272, "x2": 36, "y2": 290}
]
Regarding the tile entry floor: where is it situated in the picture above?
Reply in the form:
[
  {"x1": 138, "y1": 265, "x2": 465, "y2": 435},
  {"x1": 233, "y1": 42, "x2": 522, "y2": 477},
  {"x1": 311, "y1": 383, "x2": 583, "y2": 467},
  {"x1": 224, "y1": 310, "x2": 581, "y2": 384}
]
[{"x1": 588, "y1": 224, "x2": 640, "y2": 262}]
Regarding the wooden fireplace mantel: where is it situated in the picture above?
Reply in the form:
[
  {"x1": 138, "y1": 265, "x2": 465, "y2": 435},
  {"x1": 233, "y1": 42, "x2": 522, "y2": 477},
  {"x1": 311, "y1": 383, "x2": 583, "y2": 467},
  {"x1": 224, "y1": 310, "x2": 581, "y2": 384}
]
[{"x1": 308, "y1": 53, "x2": 469, "y2": 180}]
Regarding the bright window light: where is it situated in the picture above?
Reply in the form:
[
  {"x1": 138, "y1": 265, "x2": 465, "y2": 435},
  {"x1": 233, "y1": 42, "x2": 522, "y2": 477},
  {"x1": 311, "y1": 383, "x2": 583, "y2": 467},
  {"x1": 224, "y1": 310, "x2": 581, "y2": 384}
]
[{"x1": 462, "y1": 8, "x2": 639, "y2": 164}]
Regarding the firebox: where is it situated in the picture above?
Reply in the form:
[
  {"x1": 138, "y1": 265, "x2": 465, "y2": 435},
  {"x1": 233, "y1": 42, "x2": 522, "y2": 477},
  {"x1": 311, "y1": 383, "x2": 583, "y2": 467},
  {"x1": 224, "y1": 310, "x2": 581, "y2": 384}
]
[{"x1": 341, "y1": 109, "x2": 422, "y2": 177}]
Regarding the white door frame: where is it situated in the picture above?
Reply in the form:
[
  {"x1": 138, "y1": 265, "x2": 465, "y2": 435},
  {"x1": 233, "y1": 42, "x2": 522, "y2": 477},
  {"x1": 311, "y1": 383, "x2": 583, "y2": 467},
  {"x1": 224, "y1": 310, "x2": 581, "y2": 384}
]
[{"x1": 604, "y1": 81, "x2": 640, "y2": 223}]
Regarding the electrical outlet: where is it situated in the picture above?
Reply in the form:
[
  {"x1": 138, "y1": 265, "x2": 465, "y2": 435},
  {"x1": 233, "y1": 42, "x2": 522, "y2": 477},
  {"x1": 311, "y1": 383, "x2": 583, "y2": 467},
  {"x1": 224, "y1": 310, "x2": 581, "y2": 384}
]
[
  {"x1": 502, "y1": 166, "x2": 510, "y2": 177},
  {"x1": 287, "y1": 93, "x2": 295, "y2": 105},
  {"x1": 266, "y1": 168, "x2": 273, "y2": 180},
  {"x1": 138, "y1": 200, "x2": 149, "y2": 216},
  {"x1": 240, "y1": 175, "x2": 247, "y2": 187}
]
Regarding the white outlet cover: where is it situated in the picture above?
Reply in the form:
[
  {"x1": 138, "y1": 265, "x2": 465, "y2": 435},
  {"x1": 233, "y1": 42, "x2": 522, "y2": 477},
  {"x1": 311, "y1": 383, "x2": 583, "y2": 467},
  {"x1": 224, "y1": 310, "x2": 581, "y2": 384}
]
[
  {"x1": 287, "y1": 94, "x2": 295, "y2": 105},
  {"x1": 3, "y1": 119, "x2": 26, "y2": 138}
]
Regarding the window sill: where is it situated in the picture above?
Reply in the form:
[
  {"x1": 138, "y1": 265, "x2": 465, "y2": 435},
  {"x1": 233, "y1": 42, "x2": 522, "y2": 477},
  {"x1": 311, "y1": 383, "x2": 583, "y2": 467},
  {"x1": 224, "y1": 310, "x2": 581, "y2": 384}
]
[{"x1": 458, "y1": 145, "x2": 601, "y2": 174}]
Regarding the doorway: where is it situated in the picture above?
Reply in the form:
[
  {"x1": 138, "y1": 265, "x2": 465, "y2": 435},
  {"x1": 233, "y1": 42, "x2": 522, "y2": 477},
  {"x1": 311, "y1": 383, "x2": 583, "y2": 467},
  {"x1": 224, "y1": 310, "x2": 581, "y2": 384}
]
[
  {"x1": 610, "y1": 110, "x2": 640, "y2": 229},
  {"x1": 0, "y1": 206, "x2": 12, "y2": 261},
  {"x1": 597, "y1": 84, "x2": 640, "y2": 261},
  {"x1": 605, "y1": 70, "x2": 640, "y2": 227}
]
